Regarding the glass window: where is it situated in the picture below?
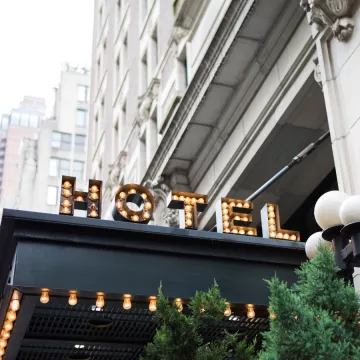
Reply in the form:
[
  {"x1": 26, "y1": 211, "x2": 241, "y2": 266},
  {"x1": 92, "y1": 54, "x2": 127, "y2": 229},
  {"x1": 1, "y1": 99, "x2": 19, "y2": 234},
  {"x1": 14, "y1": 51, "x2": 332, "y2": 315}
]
[
  {"x1": 51, "y1": 132, "x2": 61, "y2": 148},
  {"x1": 59, "y1": 159, "x2": 70, "y2": 175},
  {"x1": 49, "y1": 158, "x2": 58, "y2": 176},
  {"x1": 11, "y1": 112, "x2": 20, "y2": 125},
  {"x1": 77, "y1": 85, "x2": 89, "y2": 102},
  {"x1": 29, "y1": 114, "x2": 39, "y2": 128},
  {"x1": 47, "y1": 186, "x2": 58, "y2": 206},
  {"x1": 76, "y1": 109, "x2": 87, "y2": 127},
  {"x1": 75, "y1": 135, "x2": 86, "y2": 152},
  {"x1": 49, "y1": 158, "x2": 70, "y2": 176},
  {"x1": 20, "y1": 113, "x2": 29, "y2": 127},
  {"x1": 51, "y1": 131, "x2": 72, "y2": 150},
  {"x1": 73, "y1": 161, "x2": 85, "y2": 180}
]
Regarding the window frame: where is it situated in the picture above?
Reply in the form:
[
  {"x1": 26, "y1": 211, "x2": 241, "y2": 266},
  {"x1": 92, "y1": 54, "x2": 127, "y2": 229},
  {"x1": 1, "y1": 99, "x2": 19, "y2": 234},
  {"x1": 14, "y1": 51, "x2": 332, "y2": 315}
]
[{"x1": 46, "y1": 186, "x2": 58, "y2": 206}]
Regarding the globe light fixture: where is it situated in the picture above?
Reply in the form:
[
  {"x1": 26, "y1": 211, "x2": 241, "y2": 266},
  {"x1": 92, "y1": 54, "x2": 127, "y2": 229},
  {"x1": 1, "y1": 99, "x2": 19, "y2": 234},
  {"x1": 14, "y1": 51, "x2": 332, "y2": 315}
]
[{"x1": 305, "y1": 232, "x2": 333, "y2": 260}]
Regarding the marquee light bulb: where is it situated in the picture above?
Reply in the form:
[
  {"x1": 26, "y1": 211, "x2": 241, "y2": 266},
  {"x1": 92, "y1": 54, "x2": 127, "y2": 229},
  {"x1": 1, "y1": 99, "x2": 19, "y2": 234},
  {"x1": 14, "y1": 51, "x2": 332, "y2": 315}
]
[
  {"x1": 62, "y1": 181, "x2": 72, "y2": 189},
  {"x1": 179, "y1": 195, "x2": 185, "y2": 201},
  {"x1": 229, "y1": 202, "x2": 236, "y2": 208},
  {"x1": 89, "y1": 192, "x2": 99, "y2": 201},
  {"x1": 96, "y1": 295, "x2": 105, "y2": 308},
  {"x1": 119, "y1": 192, "x2": 126, "y2": 199},
  {"x1": 283, "y1": 233, "x2": 289, "y2": 240},
  {"x1": 184, "y1": 197, "x2": 191, "y2": 205},
  {"x1": 60, "y1": 207, "x2": 71, "y2": 215},
  {"x1": 247, "y1": 230, "x2": 254, "y2": 236},
  {"x1": 222, "y1": 209, "x2": 229, "y2": 215},
  {"x1": 144, "y1": 202, "x2": 152, "y2": 210},
  {"x1": 149, "y1": 297, "x2": 157, "y2": 312},
  {"x1": 62, "y1": 199, "x2": 71, "y2": 207},
  {"x1": 231, "y1": 229, "x2": 238, "y2": 234},
  {"x1": 172, "y1": 195, "x2": 179, "y2": 201},
  {"x1": 185, "y1": 212, "x2": 192, "y2": 219},
  {"x1": 123, "y1": 295, "x2": 132, "y2": 310},
  {"x1": 236, "y1": 203, "x2": 243, "y2": 208},
  {"x1": 89, "y1": 185, "x2": 99, "y2": 193},
  {"x1": 128, "y1": 189, "x2": 136, "y2": 194},
  {"x1": 62, "y1": 189, "x2": 72, "y2": 198},
  {"x1": 89, "y1": 210, "x2": 98, "y2": 218},
  {"x1": 185, "y1": 219, "x2": 192, "y2": 227},
  {"x1": 132, "y1": 215, "x2": 139, "y2": 222},
  {"x1": 3, "y1": 321, "x2": 13, "y2": 331},
  {"x1": 268, "y1": 212, "x2": 275, "y2": 218},
  {"x1": 6, "y1": 310, "x2": 16, "y2": 322},
  {"x1": 221, "y1": 202, "x2": 228, "y2": 209},
  {"x1": 197, "y1": 198, "x2": 205, "y2": 204},
  {"x1": 40, "y1": 291, "x2": 49, "y2": 304},
  {"x1": 121, "y1": 210, "x2": 128, "y2": 217},
  {"x1": 143, "y1": 211, "x2": 151, "y2": 220},
  {"x1": 116, "y1": 201, "x2": 123, "y2": 210},
  {"x1": 224, "y1": 303, "x2": 231, "y2": 317},
  {"x1": 290, "y1": 235, "x2": 297, "y2": 241},
  {"x1": 175, "y1": 298, "x2": 183, "y2": 312},
  {"x1": 247, "y1": 305, "x2": 255, "y2": 319},
  {"x1": 243, "y1": 203, "x2": 250, "y2": 208},
  {"x1": 1, "y1": 331, "x2": 9, "y2": 340},
  {"x1": 0, "y1": 338, "x2": 7, "y2": 348},
  {"x1": 277, "y1": 233, "x2": 284, "y2": 239},
  {"x1": 141, "y1": 193, "x2": 147, "y2": 200},
  {"x1": 0, "y1": 348, "x2": 4, "y2": 356},
  {"x1": 224, "y1": 229, "x2": 230, "y2": 233},
  {"x1": 76, "y1": 196, "x2": 84, "y2": 202},
  {"x1": 10, "y1": 299, "x2": 20, "y2": 312},
  {"x1": 69, "y1": 293, "x2": 77, "y2": 306},
  {"x1": 191, "y1": 198, "x2": 197, "y2": 205},
  {"x1": 185, "y1": 205, "x2": 192, "y2": 212},
  {"x1": 268, "y1": 205, "x2": 274, "y2": 212},
  {"x1": 239, "y1": 229, "x2": 245, "y2": 235}
]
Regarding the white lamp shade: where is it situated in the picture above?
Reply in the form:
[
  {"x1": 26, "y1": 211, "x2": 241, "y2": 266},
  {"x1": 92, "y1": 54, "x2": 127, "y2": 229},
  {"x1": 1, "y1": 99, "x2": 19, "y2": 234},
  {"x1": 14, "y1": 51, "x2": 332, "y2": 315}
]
[
  {"x1": 314, "y1": 191, "x2": 348, "y2": 229},
  {"x1": 339, "y1": 195, "x2": 360, "y2": 225},
  {"x1": 305, "y1": 232, "x2": 332, "y2": 260}
]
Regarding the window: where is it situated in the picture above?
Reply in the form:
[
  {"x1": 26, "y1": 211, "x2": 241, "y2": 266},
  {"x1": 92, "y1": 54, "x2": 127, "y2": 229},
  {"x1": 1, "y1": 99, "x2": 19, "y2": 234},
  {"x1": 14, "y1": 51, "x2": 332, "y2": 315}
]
[
  {"x1": 11, "y1": 112, "x2": 20, "y2": 125},
  {"x1": 75, "y1": 135, "x2": 86, "y2": 152},
  {"x1": 49, "y1": 158, "x2": 70, "y2": 176},
  {"x1": 141, "y1": 51, "x2": 148, "y2": 93},
  {"x1": 29, "y1": 114, "x2": 39, "y2": 128},
  {"x1": 51, "y1": 131, "x2": 72, "y2": 150},
  {"x1": 77, "y1": 85, "x2": 89, "y2": 102},
  {"x1": 47, "y1": 186, "x2": 58, "y2": 206},
  {"x1": 76, "y1": 109, "x2": 88, "y2": 127},
  {"x1": 73, "y1": 161, "x2": 85, "y2": 180},
  {"x1": 20, "y1": 113, "x2": 29, "y2": 127},
  {"x1": 151, "y1": 27, "x2": 158, "y2": 71}
]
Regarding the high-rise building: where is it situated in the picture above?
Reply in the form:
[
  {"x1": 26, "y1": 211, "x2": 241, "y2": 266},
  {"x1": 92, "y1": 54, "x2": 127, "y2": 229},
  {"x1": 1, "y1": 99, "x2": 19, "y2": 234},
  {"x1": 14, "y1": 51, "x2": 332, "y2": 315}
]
[
  {"x1": 0, "y1": 96, "x2": 46, "y2": 208},
  {"x1": 16, "y1": 66, "x2": 90, "y2": 213}
]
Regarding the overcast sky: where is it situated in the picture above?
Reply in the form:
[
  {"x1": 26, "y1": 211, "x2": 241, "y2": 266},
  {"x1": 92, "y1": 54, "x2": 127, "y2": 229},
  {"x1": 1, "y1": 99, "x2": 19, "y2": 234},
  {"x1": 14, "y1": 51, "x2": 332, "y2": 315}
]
[{"x1": 0, "y1": 0, "x2": 94, "y2": 115}]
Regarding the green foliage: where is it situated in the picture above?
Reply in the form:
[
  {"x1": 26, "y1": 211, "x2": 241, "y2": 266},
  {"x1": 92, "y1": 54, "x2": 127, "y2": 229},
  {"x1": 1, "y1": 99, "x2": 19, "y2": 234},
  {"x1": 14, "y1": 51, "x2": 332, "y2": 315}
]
[
  {"x1": 141, "y1": 281, "x2": 256, "y2": 360},
  {"x1": 259, "y1": 245, "x2": 360, "y2": 360}
]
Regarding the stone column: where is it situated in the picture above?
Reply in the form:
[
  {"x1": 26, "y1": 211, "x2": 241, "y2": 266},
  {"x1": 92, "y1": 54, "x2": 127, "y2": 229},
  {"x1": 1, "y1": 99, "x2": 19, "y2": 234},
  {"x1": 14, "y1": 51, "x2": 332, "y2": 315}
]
[{"x1": 301, "y1": 0, "x2": 360, "y2": 292}]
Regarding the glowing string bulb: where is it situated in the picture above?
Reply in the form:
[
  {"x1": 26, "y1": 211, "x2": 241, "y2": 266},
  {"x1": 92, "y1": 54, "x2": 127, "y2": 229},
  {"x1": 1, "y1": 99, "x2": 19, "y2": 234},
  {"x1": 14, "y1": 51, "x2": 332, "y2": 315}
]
[
  {"x1": 224, "y1": 303, "x2": 231, "y2": 317},
  {"x1": 1, "y1": 330, "x2": 9, "y2": 340},
  {"x1": 96, "y1": 295, "x2": 105, "y2": 308},
  {"x1": 0, "y1": 338, "x2": 7, "y2": 348},
  {"x1": 123, "y1": 295, "x2": 132, "y2": 310},
  {"x1": 3, "y1": 321, "x2": 13, "y2": 332},
  {"x1": 6, "y1": 310, "x2": 16, "y2": 322},
  {"x1": 69, "y1": 293, "x2": 77, "y2": 306},
  {"x1": 40, "y1": 291, "x2": 49, "y2": 304},
  {"x1": 247, "y1": 305, "x2": 255, "y2": 319},
  {"x1": 175, "y1": 298, "x2": 183, "y2": 312},
  {"x1": 149, "y1": 297, "x2": 157, "y2": 312},
  {"x1": 270, "y1": 312, "x2": 276, "y2": 320}
]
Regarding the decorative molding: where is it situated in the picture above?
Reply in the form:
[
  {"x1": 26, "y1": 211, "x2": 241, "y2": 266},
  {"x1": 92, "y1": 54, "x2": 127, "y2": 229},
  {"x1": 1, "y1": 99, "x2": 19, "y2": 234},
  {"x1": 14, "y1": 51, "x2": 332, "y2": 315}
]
[
  {"x1": 300, "y1": 0, "x2": 355, "y2": 41},
  {"x1": 136, "y1": 78, "x2": 160, "y2": 125},
  {"x1": 313, "y1": 57, "x2": 323, "y2": 88},
  {"x1": 104, "y1": 151, "x2": 127, "y2": 197},
  {"x1": 171, "y1": 26, "x2": 190, "y2": 45}
]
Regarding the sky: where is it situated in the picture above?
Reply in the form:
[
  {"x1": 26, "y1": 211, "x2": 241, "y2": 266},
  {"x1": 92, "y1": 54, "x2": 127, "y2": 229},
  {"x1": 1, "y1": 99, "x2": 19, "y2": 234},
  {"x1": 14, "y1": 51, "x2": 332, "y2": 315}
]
[{"x1": 0, "y1": 0, "x2": 94, "y2": 115}]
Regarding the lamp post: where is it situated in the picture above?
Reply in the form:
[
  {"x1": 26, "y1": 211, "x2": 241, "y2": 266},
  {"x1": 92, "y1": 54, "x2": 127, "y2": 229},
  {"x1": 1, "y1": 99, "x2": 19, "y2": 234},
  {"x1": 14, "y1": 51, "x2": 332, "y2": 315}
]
[{"x1": 306, "y1": 191, "x2": 360, "y2": 286}]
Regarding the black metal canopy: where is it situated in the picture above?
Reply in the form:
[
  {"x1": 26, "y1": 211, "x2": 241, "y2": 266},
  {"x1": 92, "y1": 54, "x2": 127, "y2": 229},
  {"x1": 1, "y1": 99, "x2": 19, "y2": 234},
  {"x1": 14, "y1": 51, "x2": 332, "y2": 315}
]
[{"x1": 0, "y1": 209, "x2": 306, "y2": 359}]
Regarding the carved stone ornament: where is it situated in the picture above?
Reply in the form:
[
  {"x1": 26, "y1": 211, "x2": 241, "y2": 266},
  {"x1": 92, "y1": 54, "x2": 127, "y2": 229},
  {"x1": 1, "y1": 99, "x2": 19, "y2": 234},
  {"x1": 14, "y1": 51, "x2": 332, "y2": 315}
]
[
  {"x1": 313, "y1": 57, "x2": 323, "y2": 88},
  {"x1": 137, "y1": 78, "x2": 160, "y2": 125},
  {"x1": 172, "y1": 26, "x2": 189, "y2": 45},
  {"x1": 300, "y1": 0, "x2": 355, "y2": 41},
  {"x1": 104, "y1": 151, "x2": 127, "y2": 195}
]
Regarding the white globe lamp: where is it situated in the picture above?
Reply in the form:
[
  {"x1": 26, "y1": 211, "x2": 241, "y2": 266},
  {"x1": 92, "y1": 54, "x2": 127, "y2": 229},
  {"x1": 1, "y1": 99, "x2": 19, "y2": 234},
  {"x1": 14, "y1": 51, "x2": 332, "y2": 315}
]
[
  {"x1": 314, "y1": 191, "x2": 348, "y2": 229},
  {"x1": 305, "y1": 232, "x2": 333, "y2": 260},
  {"x1": 339, "y1": 195, "x2": 360, "y2": 225}
]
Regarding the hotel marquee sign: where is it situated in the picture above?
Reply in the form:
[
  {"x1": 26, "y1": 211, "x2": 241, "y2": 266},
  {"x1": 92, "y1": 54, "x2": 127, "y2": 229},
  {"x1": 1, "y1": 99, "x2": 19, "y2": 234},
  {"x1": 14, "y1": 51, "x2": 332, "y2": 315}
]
[{"x1": 59, "y1": 176, "x2": 300, "y2": 241}]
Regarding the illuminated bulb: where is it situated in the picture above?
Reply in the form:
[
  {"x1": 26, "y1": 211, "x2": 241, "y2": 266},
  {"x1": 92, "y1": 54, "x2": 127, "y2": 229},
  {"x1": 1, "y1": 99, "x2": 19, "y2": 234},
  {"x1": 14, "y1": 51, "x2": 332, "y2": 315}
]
[
  {"x1": 60, "y1": 207, "x2": 71, "y2": 215},
  {"x1": 96, "y1": 295, "x2": 105, "y2": 308},
  {"x1": 242, "y1": 217, "x2": 249, "y2": 222},
  {"x1": 144, "y1": 202, "x2": 152, "y2": 210},
  {"x1": 222, "y1": 209, "x2": 229, "y2": 215},
  {"x1": 119, "y1": 192, "x2": 126, "y2": 199},
  {"x1": 277, "y1": 233, "x2": 284, "y2": 239},
  {"x1": 223, "y1": 221, "x2": 230, "y2": 228},
  {"x1": 116, "y1": 201, "x2": 123, "y2": 210},
  {"x1": 121, "y1": 210, "x2": 128, "y2": 217},
  {"x1": 175, "y1": 298, "x2": 183, "y2": 312},
  {"x1": 1, "y1": 331, "x2": 9, "y2": 340},
  {"x1": 224, "y1": 229, "x2": 230, "y2": 233},
  {"x1": 247, "y1": 230, "x2": 254, "y2": 236},
  {"x1": 243, "y1": 203, "x2": 250, "y2": 208},
  {"x1": 236, "y1": 203, "x2": 243, "y2": 208},
  {"x1": 0, "y1": 348, "x2": 4, "y2": 356},
  {"x1": 172, "y1": 195, "x2": 179, "y2": 201},
  {"x1": 270, "y1": 312, "x2": 276, "y2": 320},
  {"x1": 231, "y1": 229, "x2": 238, "y2": 234},
  {"x1": 0, "y1": 338, "x2": 7, "y2": 348},
  {"x1": 143, "y1": 211, "x2": 151, "y2": 220},
  {"x1": 283, "y1": 233, "x2": 289, "y2": 240},
  {"x1": 234, "y1": 216, "x2": 241, "y2": 221},
  {"x1": 89, "y1": 210, "x2": 98, "y2": 218},
  {"x1": 198, "y1": 198, "x2": 204, "y2": 204},
  {"x1": 69, "y1": 293, "x2": 77, "y2": 306},
  {"x1": 247, "y1": 305, "x2": 255, "y2": 319},
  {"x1": 239, "y1": 230, "x2": 245, "y2": 235},
  {"x1": 132, "y1": 215, "x2": 139, "y2": 222},
  {"x1": 62, "y1": 181, "x2": 72, "y2": 189},
  {"x1": 224, "y1": 303, "x2": 231, "y2": 317},
  {"x1": 40, "y1": 291, "x2": 49, "y2": 304},
  {"x1": 149, "y1": 297, "x2": 157, "y2": 312},
  {"x1": 270, "y1": 231, "x2": 277, "y2": 238},
  {"x1": 221, "y1": 202, "x2": 228, "y2": 209},
  {"x1": 223, "y1": 215, "x2": 229, "y2": 221},
  {"x1": 179, "y1": 196, "x2": 185, "y2": 201},
  {"x1": 3, "y1": 321, "x2": 13, "y2": 331},
  {"x1": 268, "y1": 212, "x2": 275, "y2": 218},
  {"x1": 191, "y1": 198, "x2": 197, "y2": 205},
  {"x1": 294, "y1": 314, "x2": 299, "y2": 321},
  {"x1": 185, "y1": 219, "x2": 193, "y2": 227},
  {"x1": 141, "y1": 193, "x2": 147, "y2": 200},
  {"x1": 90, "y1": 185, "x2": 99, "y2": 193},
  {"x1": 123, "y1": 295, "x2": 132, "y2": 310},
  {"x1": 268, "y1": 219, "x2": 275, "y2": 225},
  {"x1": 229, "y1": 202, "x2": 236, "y2": 208},
  {"x1": 185, "y1": 212, "x2": 192, "y2": 219},
  {"x1": 75, "y1": 196, "x2": 84, "y2": 202},
  {"x1": 128, "y1": 188, "x2": 136, "y2": 194},
  {"x1": 269, "y1": 225, "x2": 276, "y2": 231},
  {"x1": 200, "y1": 305, "x2": 205, "y2": 313},
  {"x1": 62, "y1": 199, "x2": 72, "y2": 207},
  {"x1": 184, "y1": 197, "x2": 191, "y2": 205},
  {"x1": 62, "y1": 189, "x2": 72, "y2": 198},
  {"x1": 268, "y1": 205, "x2": 275, "y2": 212},
  {"x1": 185, "y1": 205, "x2": 192, "y2": 212},
  {"x1": 89, "y1": 192, "x2": 99, "y2": 201},
  {"x1": 290, "y1": 235, "x2": 297, "y2": 241},
  {"x1": 10, "y1": 299, "x2": 20, "y2": 311},
  {"x1": 7, "y1": 310, "x2": 16, "y2": 322}
]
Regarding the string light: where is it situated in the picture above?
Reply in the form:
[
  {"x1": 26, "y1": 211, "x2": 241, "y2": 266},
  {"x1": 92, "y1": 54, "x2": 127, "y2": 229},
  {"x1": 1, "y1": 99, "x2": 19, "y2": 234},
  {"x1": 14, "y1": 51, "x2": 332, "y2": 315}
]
[
  {"x1": 149, "y1": 297, "x2": 157, "y2": 312},
  {"x1": 270, "y1": 312, "x2": 276, "y2": 320},
  {"x1": 247, "y1": 304, "x2": 255, "y2": 319},
  {"x1": 224, "y1": 302, "x2": 231, "y2": 317},
  {"x1": 123, "y1": 295, "x2": 132, "y2": 310},
  {"x1": 1, "y1": 331, "x2": 9, "y2": 340},
  {"x1": 3, "y1": 321, "x2": 13, "y2": 332},
  {"x1": 96, "y1": 294, "x2": 105, "y2": 308},
  {"x1": 68, "y1": 293, "x2": 77, "y2": 306},
  {"x1": 0, "y1": 339, "x2": 7, "y2": 348},
  {"x1": 175, "y1": 298, "x2": 183, "y2": 312},
  {"x1": 10, "y1": 299, "x2": 20, "y2": 312},
  {"x1": 40, "y1": 291, "x2": 49, "y2": 304},
  {"x1": 6, "y1": 310, "x2": 16, "y2": 322}
]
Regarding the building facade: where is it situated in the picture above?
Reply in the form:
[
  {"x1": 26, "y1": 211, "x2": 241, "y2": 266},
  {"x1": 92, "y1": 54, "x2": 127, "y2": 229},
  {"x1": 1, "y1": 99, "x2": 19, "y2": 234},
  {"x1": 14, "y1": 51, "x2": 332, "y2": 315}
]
[
  {"x1": 0, "y1": 97, "x2": 46, "y2": 208},
  {"x1": 16, "y1": 66, "x2": 90, "y2": 213},
  {"x1": 88, "y1": 1, "x2": 360, "y2": 252}
]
